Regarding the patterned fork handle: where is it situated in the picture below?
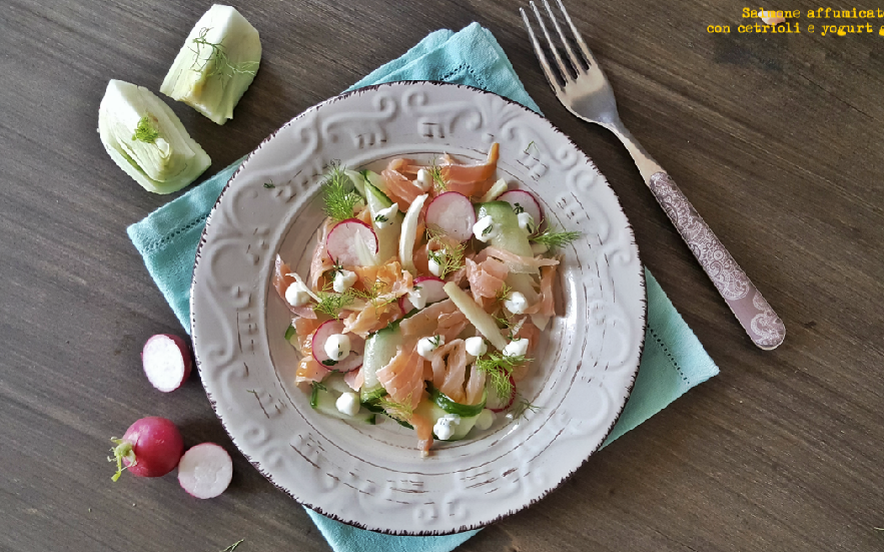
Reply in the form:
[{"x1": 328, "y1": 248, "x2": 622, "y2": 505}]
[{"x1": 648, "y1": 172, "x2": 786, "y2": 350}]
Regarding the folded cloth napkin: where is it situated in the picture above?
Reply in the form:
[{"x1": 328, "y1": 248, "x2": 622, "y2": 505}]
[{"x1": 128, "y1": 22, "x2": 719, "y2": 552}]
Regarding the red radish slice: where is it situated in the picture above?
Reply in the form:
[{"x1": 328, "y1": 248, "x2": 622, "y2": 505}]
[
  {"x1": 425, "y1": 192, "x2": 476, "y2": 242},
  {"x1": 497, "y1": 190, "x2": 543, "y2": 229},
  {"x1": 414, "y1": 276, "x2": 448, "y2": 302},
  {"x1": 311, "y1": 319, "x2": 364, "y2": 372},
  {"x1": 326, "y1": 219, "x2": 378, "y2": 267},
  {"x1": 142, "y1": 334, "x2": 192, "y2": 392},
  {"x1": 485, "y1": 375, "x2": 516, "y2": 413},
  {"x1": 177, "y1": 443, "x2": 233, "y2": 499},
  {"x1": 109, "y1": 416, "x2": 184, "y2": 481},
  {"x1": 400, "y1": 276, "x2": 447, "y2": 312}
]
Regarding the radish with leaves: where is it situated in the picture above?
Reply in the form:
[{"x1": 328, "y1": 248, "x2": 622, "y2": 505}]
[
  {"x1": 178, "y1": 443, "x2": 233, "y2": 499},
  {"x1": 109, "y1": 416, "x2": 184, "y2": 481},
  {"x1": 142, "y1": 334, "x2": 192, "y2": 392}
]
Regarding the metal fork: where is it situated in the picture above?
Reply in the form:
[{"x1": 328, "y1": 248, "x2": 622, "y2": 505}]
[{"x1": 521, "y1": 0, "x2": 785, "y2": 350}]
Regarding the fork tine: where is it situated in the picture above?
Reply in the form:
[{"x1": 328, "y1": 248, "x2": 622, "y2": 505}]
[
  {"x1": 552, "y1": 0, "x2": 600, "y2": 67},
  {"x1": 527, "y1": 1, "x2": 573, "y2": 83},
  {"x1": 519, "y1": 7, "x2": 564, "y2": 94},
  {"x1": 541, "y1": 0, "x2": 587, "y2": 74}
]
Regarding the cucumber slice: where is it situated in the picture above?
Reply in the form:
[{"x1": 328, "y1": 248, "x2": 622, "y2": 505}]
[
  {"x1": 414, "y1": 399, "x2": 480, "y2": 441},
  {"x1": 429, "y1": 386, "x2": 486, "y2": 418},
  {"x1": 363, "y1": 179, "x2": 402, "y2": 264},
  {"x1": 476, "y1": 201, "x2": 534, "y2": 258},
  {"x1": 360, "y1": 324, "x2": 405, "y2": 403},
  {"x1": 359, "y1": 169, "x2": 388, "y2": 195},
  {"x1": 311, "y1": 379, "x2": 375, "y2": 423},
  {"x1": 344, "y1": 169, "x2": 366, "y2": 197},
  {"x1": 284, "y1": 323, "x2": 296, "y2": 342},
  {"x1": 323, "y1": 372, "x2": 354, "y2": 395}
]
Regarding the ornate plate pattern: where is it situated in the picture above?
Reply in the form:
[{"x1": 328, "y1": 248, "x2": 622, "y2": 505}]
[{"x1": 190, "y1": 82, "x2": 646, "y2": 535}]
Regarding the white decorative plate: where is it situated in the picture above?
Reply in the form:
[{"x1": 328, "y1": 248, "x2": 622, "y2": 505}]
[{"x1": 191, "y1": 81, "x2": 646, "y2": 535}]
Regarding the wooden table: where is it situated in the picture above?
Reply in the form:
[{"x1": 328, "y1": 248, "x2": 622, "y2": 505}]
[{"x1": 2, "y1": 0, "x2": 882, "y2": 550}]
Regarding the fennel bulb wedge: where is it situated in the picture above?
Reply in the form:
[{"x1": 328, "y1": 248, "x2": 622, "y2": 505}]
[
  {"x1": 97, "y1": 79, "x2": 211, "y2": 194},
  {"x1": 160, "y1": 4, "x2": 261, "y2": 125}
]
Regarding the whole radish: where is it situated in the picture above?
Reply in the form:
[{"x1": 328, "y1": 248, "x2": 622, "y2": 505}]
[
  {"x1": 142, "y1": 334, "x2": 192, "y2": 392},
  {"x1": 109, "y1": 416, "x2": 184, "y2": 481}
]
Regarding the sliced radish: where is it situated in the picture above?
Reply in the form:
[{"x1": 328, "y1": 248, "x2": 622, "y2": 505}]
[
  {"x1": 414, "y1": 276, "x2": 448, "y2": 302},
  {"x1": 485, "y1": 375, "x2": 516, "y2": 412},
  {"x1": 311, "y1": 319, "x2": 364, "y2": 372},
  {"x1": 425, "y1": 191, "x2": 476, "y2": 242},
  {"x1": 497, "y1": 190, "x2": 543, "y2": 229},
  {"x1": 326, "y1": 219, "x2": 378, "y2": 267},
  {"x1": 177, "y1": 443, "x2": 233, "y2": 499},
  {"x1": 400, "y1": 276, "x2": 447, "y2": 312},
  {"x1": 142, "y1": 334, "x2": 192, "y2": 392},
  {"x1": 109, "y1": 416, "x2": 184, "y2": 481}
]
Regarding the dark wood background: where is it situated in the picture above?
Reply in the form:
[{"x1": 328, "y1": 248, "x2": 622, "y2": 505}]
[{"x1": 2, "y1": 0, "x2": 882, "y2": 550}]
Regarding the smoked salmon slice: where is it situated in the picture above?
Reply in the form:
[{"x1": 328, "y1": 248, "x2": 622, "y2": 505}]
[
  {"x1": 376, "y1": 348, "x2": 426, "y2": 411},
  {"x1": 439, "y1": 143, "x2": 499, "y2": 199}
]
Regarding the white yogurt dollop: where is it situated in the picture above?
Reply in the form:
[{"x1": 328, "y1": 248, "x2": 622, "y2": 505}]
[
  {"x1": 472, "y1": 215, "x2": 495, "y2": 242},
  {"x1": 416, "y1": 168, "x2": 433, "y2": 191},
  {"x1": 503, "y1": 338, "x2": 529, "y2": 358},
  {"x1": 324, "y1": 333, "x2": 351, "y2": 361},
  {"x1": 464, "y1": 336, "x2": 487, "y2": 357},
  {"x1": 408, "y1": 285, "x2": 428, "y2": 310},
  {"x1": 433, "y1": 414, "x2": 461, "y2": 441},
  {"x1": 285, "y1": 280, "x2": 312, "y2": 307},
  {"x1": 374, "y1": 204, "x2": 399, "y2": 229},
  {"x1": 503, "y1": 291, "x2": 529, "y2": 315},
  {"x1": 332, "y1": 269, "x2": 358, "y2": 293},
  {"x1": 335, "y1": 392, "x2": 361, "y2": 416},
  {"x1": 417, "y1": 335, "x2": 444, "y2": 359},
  {"x1": 517, "y1": 212, "x2": 535, "y2": 234}
]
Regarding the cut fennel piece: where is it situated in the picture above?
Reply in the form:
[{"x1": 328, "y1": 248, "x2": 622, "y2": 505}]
[
  {"x1": 160, "y1": 4, "x2": 261, "y2": 125},
  {"x1": 97, "y1": 79, "x2": 211, "y2": 194}
]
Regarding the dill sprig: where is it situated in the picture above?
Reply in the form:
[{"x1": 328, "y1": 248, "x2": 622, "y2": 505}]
[
  {"x1": 132, "y1": 115, "x2": 160, "y2": 144},
  {"x1": 494, "y1": 313, "x2": 524, "y2": 340},
  {"x1": 495, "y1": 283, "x2": 513, "y2": 303},
  {"x1": 510, "y1": 396, "x2": 541, "y2": 419},
  {"x1": 191, "y1": 27, "x2": 259, "y2": 80},
  {"x1": 530, "y1": 227, "x2": 581, "y2": 252},
  {"x1": 428, "y1": 161, "x2": 447, "y2": 193},
  {"x1": 475, "y1": 352, "x2": 529, "y2": 401},
  {"x1": 321, "y1": 164, "x2": 362, "y2": 222},
  {"x1": 349, "y1": 279, "x2": 397, "y2": 312},
  {"x1": 313, "y1": 290, "x2": 355, "y2": 319},
  {"x1": 425, "y1": 231, "x2": 466, "y2": 279},
  {"x1": 378, "y1": 396, "x2": 414, "y2": 422}
]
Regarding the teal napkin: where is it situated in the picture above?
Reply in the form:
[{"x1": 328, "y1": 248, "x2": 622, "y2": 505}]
[{"x1": 128, "y1": 22, "x2": 719, "y2": 552}]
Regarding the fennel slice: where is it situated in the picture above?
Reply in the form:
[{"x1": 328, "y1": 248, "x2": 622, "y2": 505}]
[
  {"x1": 98, "y1": 80, "x2": 210, "y2": 195},
  {"x1": 160, "y1": 4, "x2": 262, "y2": 125}
]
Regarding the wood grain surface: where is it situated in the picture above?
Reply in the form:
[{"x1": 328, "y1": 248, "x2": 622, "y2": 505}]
[{"x1": 1, "y1": 0, "x2": 882, "y2": 551}]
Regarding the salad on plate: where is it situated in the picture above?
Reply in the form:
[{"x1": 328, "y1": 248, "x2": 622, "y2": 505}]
[{"x1": 272, "y1": 143, "x2": 577, "y2": 456}]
